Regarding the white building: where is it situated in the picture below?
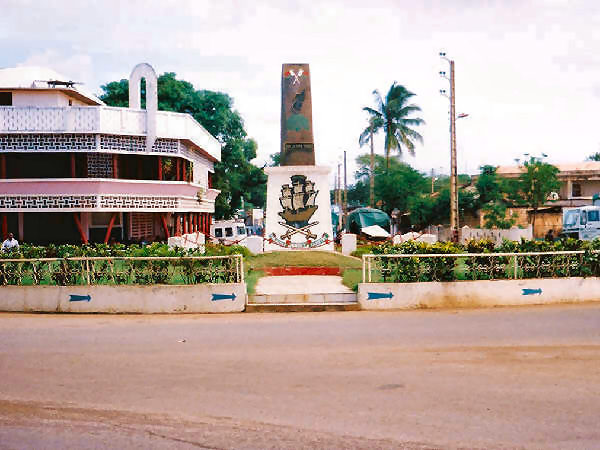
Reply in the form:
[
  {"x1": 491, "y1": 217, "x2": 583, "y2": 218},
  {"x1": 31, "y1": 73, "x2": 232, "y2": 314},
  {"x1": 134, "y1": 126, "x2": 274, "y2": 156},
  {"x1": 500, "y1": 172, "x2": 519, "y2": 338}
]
[{"x1": 0, "y1": 63, "x2": 220, "y2": 244}]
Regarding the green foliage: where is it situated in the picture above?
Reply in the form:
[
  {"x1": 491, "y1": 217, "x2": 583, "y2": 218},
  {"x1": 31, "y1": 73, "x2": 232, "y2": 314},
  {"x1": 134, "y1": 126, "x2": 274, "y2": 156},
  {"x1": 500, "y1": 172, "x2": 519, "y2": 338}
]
[
  {"x1": 354, "y1": 154, "x2": 428, "y2": 215},
  {"x1": 519, "y1": 157, "x2": 560, "y2": 217},
  {"x1": 268, "y1": 152, "x2": 281, "y2": 167},
  {"x1": 587, "y1": 152, "x2": 600, "y2": 161},
  {"x1": 100, "y1": 73, "x2": 266, "y2": 219},
  {"x1": 481, "y1": 201, "x2": 517, "y2": 229},
  {"x1": 0, "y1": 242, "x2": 248, "y2": 286},
  {"x1": 360, "y1": 238, "x2": 600, "y2": 283},
  {"x1": 359, "y1": 82, "x2": 424, "y2": 167},
  {"x1": 476, "y1": 165, "x2": 502, "y2": 204}
]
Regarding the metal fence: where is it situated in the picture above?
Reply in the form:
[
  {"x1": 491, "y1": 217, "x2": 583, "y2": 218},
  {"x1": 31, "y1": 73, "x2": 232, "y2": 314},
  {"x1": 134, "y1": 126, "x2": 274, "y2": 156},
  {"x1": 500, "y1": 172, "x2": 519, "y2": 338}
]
[
  {"x1": 362, "y1": 251, "x2": 600, "y2": 283},
  {"x1": 0, "y1": 255, "x2": 244, "y2": 286}
]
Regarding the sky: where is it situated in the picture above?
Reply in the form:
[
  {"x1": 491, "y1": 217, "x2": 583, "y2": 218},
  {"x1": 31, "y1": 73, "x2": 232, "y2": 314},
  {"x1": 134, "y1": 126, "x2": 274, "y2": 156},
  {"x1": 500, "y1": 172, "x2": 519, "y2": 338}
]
[{"x1": 2, "y1": 0, "x2": 600, "y2": 183}]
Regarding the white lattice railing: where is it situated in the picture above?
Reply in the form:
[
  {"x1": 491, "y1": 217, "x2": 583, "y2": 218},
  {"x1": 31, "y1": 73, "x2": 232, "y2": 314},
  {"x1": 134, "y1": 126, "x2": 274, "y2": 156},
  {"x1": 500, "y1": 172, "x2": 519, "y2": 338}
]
[
  {"x1": 0, "y1": 179, "x2": 220, "y2": 212},
  {"x1": 0, "y1": 106, "x2": 221, "y2": 161}
]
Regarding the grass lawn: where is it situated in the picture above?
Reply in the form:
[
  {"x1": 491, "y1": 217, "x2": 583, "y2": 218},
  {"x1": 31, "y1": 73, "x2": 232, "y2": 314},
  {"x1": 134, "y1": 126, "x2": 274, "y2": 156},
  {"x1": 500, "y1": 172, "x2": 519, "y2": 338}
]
[
  {"x1": 245, "y1": 251, "x2": 363, "y2": 293},
  {"x1": 247, "y1": 251, "x2": 362, "y2": 270}
]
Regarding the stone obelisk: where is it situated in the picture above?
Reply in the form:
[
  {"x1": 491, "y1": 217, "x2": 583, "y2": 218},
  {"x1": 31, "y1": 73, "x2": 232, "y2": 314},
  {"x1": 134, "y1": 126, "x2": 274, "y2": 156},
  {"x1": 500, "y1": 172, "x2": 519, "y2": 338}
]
[{"x1": 263, "y1": 64, "x2": 334, "y2": 251}]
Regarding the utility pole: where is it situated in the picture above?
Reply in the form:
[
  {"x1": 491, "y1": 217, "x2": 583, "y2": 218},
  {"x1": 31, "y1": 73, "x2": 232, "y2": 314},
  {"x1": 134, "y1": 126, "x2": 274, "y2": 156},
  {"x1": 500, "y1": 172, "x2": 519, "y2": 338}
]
[
  {"x1": 336, "y1": 162, "x2": 342, "y2": 233},
  {"x1": 369, "y1": 122, "x2": 375, "y2": 208},
  {"x1": 440, "y1": 52, "x2": 459, "y2": 241},
  {"x1": 343, "y1": 150, "x2": 348, "y2": 229}
]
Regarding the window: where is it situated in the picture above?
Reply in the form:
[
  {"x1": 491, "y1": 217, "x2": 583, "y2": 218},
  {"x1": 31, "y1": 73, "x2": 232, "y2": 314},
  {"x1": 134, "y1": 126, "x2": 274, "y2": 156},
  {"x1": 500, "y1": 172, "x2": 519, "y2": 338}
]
[
  {"x1": 0, "y1": 92, "x2": 12, "y2": 106},
  {"x1": 214, "y1": 228, "x2": 223, "y2": 238},
  {"x1": 588, "y1": 210, "x2": 599, "y2": 222},
  {"x1": 237, "y1": 226, "x2": 246, "y2": 235},
  {"x1": 572, "y1": 183, "x2": 582, "y2": 197},
  {"x1": 225, "y1": 227, "x2": 233, "y2": 237},
  {"x1": 564, "y1": 210, "x2": 579, "y2": 227},
  {"x1": 581, "y1": 211, "x2": 587, "y2": 225}
]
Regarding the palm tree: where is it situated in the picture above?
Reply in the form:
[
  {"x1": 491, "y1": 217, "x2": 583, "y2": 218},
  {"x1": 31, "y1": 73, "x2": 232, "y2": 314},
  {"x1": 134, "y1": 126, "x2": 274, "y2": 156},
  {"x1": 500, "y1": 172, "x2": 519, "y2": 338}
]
[{"x1": 359, "y1": 83, "x2": 425, "y2": 170}]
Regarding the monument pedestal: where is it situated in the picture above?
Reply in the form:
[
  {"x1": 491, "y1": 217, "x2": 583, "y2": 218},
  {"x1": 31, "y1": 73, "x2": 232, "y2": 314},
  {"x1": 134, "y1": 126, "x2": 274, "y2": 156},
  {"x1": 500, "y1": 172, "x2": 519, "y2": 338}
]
[{"x1": 264, "y1": 165, "x2": 334, "y2": 251}]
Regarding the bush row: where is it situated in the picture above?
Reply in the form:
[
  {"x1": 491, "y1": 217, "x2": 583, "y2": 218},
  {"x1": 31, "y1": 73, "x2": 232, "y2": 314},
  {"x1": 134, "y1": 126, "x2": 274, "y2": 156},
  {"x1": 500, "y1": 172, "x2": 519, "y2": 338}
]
[
  {"x1": 354, "y1": 238, "x2": 600, "y2": 283},
  {"x1": 351, "y1": 238, "x2": 600, "y2": 258},
  {"x1": 0, "y1": 242, "x2": 253, "y2": 260}
]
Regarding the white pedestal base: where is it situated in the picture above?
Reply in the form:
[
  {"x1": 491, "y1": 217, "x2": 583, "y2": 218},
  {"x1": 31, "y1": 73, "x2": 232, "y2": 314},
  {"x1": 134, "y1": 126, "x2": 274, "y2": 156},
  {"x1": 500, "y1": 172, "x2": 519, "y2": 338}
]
[{"x1": 264, "y1": 165, "x2": 334, "y2": 251}]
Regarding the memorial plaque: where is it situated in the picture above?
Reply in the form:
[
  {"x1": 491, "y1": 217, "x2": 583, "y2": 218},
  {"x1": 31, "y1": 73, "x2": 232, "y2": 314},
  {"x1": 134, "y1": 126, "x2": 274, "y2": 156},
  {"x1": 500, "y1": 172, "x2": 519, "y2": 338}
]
[{"x1": 280, "y1": 63, "x2": 315, "y2": 166}]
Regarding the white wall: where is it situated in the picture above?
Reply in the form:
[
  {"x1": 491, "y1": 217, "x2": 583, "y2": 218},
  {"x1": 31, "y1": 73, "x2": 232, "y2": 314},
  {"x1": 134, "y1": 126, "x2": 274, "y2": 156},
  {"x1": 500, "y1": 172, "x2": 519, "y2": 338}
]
[
  {"x1": 359, "y1": 277, "x2": 600, "y2": 310},
  {"x1": 0, "y1": 283, "x2": 246, "y2": 313},
  {"x1": 12, "y1": 90, "x2": 88, "y2": 107}
]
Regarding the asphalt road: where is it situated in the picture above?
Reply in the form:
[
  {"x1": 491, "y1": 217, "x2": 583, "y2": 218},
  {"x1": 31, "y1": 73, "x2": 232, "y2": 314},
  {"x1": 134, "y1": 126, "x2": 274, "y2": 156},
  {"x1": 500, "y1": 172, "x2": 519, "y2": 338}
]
[{"x1": 1, "y1": 304, "x2": 600, "y2": 449}]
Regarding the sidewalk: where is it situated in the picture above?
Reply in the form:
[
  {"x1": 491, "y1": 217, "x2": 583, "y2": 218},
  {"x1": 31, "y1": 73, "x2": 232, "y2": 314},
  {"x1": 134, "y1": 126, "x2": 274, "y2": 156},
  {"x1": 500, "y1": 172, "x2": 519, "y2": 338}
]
[{"x1": 254, "y1": 275, "x2": 353, "y2": 295}]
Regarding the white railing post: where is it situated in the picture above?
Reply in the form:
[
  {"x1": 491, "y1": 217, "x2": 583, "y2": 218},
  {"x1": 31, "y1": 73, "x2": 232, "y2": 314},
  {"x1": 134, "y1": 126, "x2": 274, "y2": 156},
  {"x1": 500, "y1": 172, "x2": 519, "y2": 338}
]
[{"x1": 362, "y1": 255, "x2": 366, "y2": 283}]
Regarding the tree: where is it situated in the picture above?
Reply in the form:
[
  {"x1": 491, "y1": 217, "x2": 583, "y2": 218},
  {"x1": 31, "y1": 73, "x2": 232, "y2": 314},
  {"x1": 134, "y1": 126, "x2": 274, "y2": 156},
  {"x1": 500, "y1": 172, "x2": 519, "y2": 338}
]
[
  {"x1": 475, "y1": 165, "x2": 502, "y2": 205},
  {"x1": 354, "y1": 154, "x2": 428, "y2": 215},
  {"x1": 481, "y1": 201, "x2": 517, "y2": 229},
  {"x1": 359, "y1": 82, "x2": 424, "y2": 169},
  {"x1": 587, "y1": 152, "x2": 600, "y2": 161},
  {"x1": 100, "y1": 73, "x2": 266, "y2": 219},
  {"x1": 267, "y1": 152, "x2": 281, "y2": 167},
  {"x1": 519, "y1": 157, "x2": 560, "y2": 229}
]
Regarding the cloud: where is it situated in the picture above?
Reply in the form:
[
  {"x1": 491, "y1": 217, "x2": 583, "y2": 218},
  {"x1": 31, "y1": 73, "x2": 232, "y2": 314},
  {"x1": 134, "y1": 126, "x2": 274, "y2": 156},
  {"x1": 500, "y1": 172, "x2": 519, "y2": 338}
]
[{"x1": 3, "y1": 0, "x2": 600, "y2": 181}]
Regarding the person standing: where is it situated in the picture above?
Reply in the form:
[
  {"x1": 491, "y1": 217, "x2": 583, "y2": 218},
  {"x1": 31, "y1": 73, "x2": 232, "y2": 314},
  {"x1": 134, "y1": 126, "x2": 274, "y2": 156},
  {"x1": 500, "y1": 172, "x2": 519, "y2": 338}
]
[{"x1": 2, "y1": 233, "x2": 19, "y2": 252}]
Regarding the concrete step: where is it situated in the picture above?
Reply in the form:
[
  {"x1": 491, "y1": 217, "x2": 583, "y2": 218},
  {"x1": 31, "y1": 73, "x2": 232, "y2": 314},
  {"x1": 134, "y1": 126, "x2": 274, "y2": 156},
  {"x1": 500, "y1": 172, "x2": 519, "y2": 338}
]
[
  {"x1": 245, "y1": 302, "x2": 361, "y2": 313},
  {"x1": 248, "y1": 292, "x2": 357, "y2": 304}
]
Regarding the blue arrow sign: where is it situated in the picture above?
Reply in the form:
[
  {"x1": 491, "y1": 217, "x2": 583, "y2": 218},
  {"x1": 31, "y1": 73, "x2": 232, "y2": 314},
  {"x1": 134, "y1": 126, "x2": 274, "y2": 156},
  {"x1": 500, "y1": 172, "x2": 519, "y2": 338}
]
[
  {"x1": 522, "y1": 288, "x2": 542, "y2": 296},
  {"x1": 69, "y1": 294, "x2": 91, "y2": 302},
  {"x1": 367, "y1": 292, "x2": 394, "y2": 300},
  {"x1": 211, "y1": 293, "x2": 236, "y2": 302}
]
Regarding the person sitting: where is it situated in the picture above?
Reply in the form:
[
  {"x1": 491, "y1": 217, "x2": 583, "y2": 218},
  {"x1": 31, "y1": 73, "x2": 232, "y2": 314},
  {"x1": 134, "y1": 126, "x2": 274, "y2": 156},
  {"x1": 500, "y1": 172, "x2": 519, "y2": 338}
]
[
  {"x1": 2, "y1": 233, "x2": 19, "y2": 252},
  {"x1": 545, "y1": 229, "x2": 555, "y2": 242}
]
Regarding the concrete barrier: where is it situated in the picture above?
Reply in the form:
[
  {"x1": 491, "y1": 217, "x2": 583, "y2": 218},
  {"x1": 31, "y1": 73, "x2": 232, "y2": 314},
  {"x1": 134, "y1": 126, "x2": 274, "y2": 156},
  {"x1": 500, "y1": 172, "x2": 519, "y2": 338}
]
[
  {"x1": 0, "y1": 283, "x2": 246, "y2": 313},
  {"x1": 358, "y1": 277, "x2": 600, "y2": 310}
]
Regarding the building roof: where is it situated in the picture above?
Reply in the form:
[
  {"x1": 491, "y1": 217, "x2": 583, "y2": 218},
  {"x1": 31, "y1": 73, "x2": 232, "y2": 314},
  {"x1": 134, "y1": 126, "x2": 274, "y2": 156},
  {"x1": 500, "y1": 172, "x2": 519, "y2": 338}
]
[
  {"x1": 0, "y1": 66, "x2": 104, "y2": 105},
  {"x1": 496, "y1": 161, "x2": 600, "y2": 176}
]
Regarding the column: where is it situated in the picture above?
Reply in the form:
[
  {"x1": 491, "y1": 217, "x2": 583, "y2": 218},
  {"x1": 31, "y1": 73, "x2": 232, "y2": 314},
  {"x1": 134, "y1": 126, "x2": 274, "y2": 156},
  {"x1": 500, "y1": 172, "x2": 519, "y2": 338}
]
[
  {"x1": 175, "y1": 214, "x2": 181, "y2": 236},
  {"x1": 112, "y1": 154, "x2": 118, "y2": 179},
  {"x1": 1, "y1": 215, "x2": 7, "y2": 240},
  {"x1": 158, "y1": 156, "x2": 162, "y2": 180},
  {"x1": 17, "y1": 212, "x2": 24, "y2": 241}
]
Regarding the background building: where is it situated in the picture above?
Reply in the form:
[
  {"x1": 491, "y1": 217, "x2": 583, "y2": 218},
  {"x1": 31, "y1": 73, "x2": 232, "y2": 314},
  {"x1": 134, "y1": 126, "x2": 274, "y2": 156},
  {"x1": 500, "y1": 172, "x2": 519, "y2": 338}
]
[
  {"x1": 0, "y1": 63, "x2": 220, "y2": 244},
  {"x1": 495, "y1": 162, "x2": 600, "y2": 237}
]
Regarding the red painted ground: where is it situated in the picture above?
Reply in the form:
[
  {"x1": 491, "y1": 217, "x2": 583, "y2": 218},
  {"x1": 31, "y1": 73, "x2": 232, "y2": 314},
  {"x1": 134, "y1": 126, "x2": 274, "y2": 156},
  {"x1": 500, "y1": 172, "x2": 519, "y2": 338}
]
[{"x1": 260, "y1": 267, "x2": 341, "y2": 276}]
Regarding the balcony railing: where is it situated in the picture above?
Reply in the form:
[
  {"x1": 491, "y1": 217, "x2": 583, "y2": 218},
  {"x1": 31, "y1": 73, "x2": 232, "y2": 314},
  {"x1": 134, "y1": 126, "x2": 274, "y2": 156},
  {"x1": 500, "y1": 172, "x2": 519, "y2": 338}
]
[
  {"x1": 0, "y1": 106, "x2": 221, "y2": 161},
  {"x1": 0, "y1": 178, "x2": 220, "y2": 212}
]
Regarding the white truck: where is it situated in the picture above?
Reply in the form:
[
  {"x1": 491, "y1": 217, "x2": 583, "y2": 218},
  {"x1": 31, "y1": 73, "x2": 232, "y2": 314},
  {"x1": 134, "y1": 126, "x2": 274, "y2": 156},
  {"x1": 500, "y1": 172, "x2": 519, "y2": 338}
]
[{"x1": 561, "y1": 205, "x2": 600, "y2": 240}]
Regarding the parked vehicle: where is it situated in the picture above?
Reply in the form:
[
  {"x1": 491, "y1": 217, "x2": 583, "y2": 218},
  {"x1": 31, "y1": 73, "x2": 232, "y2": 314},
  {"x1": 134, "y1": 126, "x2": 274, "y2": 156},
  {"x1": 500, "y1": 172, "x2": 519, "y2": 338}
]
[
  {"x1": 210, "y1": 219, "x2": 248, "y2": 244},
  {"x1": 561, "y1": 206, "x2": 600, "y2": 240}
]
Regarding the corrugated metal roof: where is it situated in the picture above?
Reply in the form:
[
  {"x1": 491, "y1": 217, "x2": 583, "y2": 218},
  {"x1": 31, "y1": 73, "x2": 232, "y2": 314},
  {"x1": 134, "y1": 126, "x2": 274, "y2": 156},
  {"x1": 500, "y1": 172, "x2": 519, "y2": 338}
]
[{"x1": 0, "y1": 66, "x2": 104, "y2": 105}]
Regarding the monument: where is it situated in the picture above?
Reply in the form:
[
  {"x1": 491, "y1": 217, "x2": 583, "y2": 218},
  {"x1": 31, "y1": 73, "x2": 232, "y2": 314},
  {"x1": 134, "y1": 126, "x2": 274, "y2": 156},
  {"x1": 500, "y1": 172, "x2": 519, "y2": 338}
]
[{"x1": 263, "y1": 64, "x2": 334, "y2": 251}]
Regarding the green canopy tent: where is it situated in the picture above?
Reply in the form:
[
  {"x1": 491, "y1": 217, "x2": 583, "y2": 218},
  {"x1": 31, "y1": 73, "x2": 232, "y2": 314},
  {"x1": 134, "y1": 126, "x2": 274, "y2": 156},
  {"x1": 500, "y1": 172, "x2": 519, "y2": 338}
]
[{"x1": 346, "y1": 208, "x2": 390, "y2": 235}]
